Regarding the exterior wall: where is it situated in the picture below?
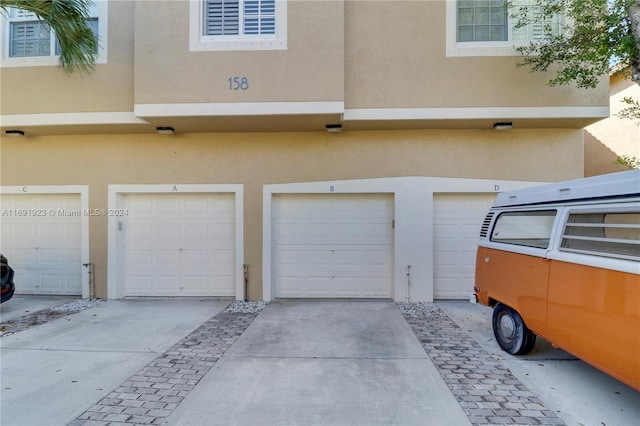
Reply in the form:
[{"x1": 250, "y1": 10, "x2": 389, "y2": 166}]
[
  {"x1": 0, "y1": 0, "x2": 134, "y2": 115},
  {"x1": 345, "y1": 1, "x2": 608, "y2": 109},
  {"x1": 134, "y1": 0, "x2": 344, "y2": 105},
  {"x1": 0, "y1": 129, "x2": 583, "y2": 300},
  {"x1": 0, "y1": 0, "x2": 602, "y2": 301},
  {"x1": 584, "y1": 75, "x2": 640, "y2": 176},
  {"x1": 0, "y1": 0, "x2": 608, "y2": 118}
]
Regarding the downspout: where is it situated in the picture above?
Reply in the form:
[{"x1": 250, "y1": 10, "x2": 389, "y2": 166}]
[
  {"x1": 405, "y1": 265, "x2": 411, "y2": 302},
  {"x1": 83, "y1": 263, "x2": 95, "y2": 299},
  {"x1": 243, "y1": 264, "x2": 249, "y2": 301}
]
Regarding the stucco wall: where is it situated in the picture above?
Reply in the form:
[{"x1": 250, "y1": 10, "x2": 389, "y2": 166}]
[
  {"x1": 584, "y1": 75, "x2": 640, "y2": 176},
  {"x1": 0, "y1": 1, "x2": 134, "y2": 115},
  {"x1": 0, "y1": 129, "x2": 583, "y2": 299}
]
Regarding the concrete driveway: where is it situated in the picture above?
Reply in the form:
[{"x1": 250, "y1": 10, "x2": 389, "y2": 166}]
[
  {"x1": 165, "y1": 301, "x2": 468, "y2": 426},
  {"x1": 1, "y1": 296, "x2": 639, "y2": 426},
  {"x1": 1, "y1": 296, "x2": 229, "y2": 425}
]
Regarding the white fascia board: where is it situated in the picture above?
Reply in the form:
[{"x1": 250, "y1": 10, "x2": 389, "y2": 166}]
[
  {"x1": 134, "y1": 101, "x2": 345, "y2": 117},
  {"x1": 342, "y1": 106, "x2": 610, "y2": 121},
  {"x1": 1, "y1": 112, "x2": 149, "y2": 127}
]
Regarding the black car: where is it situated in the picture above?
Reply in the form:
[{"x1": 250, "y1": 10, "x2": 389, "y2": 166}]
[{"x1": 1, "y1": 254, "x2": 15, "y2": 303}]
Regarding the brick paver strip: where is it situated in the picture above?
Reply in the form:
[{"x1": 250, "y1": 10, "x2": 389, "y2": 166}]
[
  {"x1": 69, "y1": 308, "x2": 258, "y2": 426},
  {"x1": 400, "y1": 304, "x2": 565, "y2": 426}
]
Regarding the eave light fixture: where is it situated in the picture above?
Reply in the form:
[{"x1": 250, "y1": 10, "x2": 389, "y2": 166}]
[
  {"x1": 493, "y1": 122, "x2": 513, "y2": 130},
  {"x1": 156, "y1": 126, "x2": 175, "y2": 135},
  {"x1": 326, "y1": 124, "x2": 342, "y2": 133},
  {"x1": 5, "y1": 130, "x2": 25, "y2": 137}
]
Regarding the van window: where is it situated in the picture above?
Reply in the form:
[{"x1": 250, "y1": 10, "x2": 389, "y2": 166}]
[
  {"x1": 490, "y1": 210, "x2": 556, "y2": 249},
  {"x1": 561, "y1": 212, "x2": 640, "y2": 260}
]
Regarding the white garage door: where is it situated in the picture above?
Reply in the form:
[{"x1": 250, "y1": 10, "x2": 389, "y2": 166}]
[
  {"x1": 123, "y1": 193, "x2": 235, "y2": 297},
  {"x1": 434, "y1": 193, "x2": 496, "y2": 299},
  {"x1": 0, "y1": 194, "x2": 82, "y2": 295},
  {"x1": 273, "y1": 194, "x2": 393, "y2": 298}
]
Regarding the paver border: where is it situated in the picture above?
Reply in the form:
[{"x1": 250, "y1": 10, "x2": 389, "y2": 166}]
[
  {"x1": 69, "y1": 306, "x2": 260, "y2": 426},
  {"x1": 399, "y1": 303, "x2": 565, "y2": 426}
]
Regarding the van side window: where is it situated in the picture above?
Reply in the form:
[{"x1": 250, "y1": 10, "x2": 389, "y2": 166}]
[
  {"x1": 490, "y1": 210, "x2": 556, "y2": 249},
  {"x1": 561, "y1": 212, "x2": 640, "y2": 260}
]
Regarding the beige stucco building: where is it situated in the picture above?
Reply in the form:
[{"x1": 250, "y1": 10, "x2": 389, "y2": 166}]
[
  {"x1": 0, "y1": 1, "x2": 609, "y2": 302},
  {"x1": 584, "y1": 72, "x2": 640, "y2": 176}
]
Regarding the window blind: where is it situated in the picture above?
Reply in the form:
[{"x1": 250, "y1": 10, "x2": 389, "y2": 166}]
[{"x1": 205, "y1": 0, "x2": 276, "y2": 36}]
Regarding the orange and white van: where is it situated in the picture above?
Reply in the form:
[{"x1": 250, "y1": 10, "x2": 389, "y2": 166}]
[{"x1": 474, "y1": 170, "x2": 639, "y2": 391}]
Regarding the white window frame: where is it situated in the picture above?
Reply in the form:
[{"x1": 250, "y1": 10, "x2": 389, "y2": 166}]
[
  {"x1": 446, "y1": 0, "x2": 563, "y2": 57},
  {"x1": 190, "y1": 0, "x2": 287, "y2": 52},
  {"x1": 0, "y1": 0, "x2": 108, "y2": 69}
]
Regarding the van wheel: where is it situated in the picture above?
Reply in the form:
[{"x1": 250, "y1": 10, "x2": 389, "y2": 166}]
[{"x1": 492, "y1": 303, "x2": 536, "y2": 355}]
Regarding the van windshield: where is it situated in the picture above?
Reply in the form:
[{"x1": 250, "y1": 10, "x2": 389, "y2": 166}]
[{"x1": 490, "y1": 210, "x2": 556, "y2": 249}]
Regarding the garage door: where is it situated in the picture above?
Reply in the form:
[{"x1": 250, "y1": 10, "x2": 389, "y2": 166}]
[
  {"x1": 123, "y1": 193, "x2": 235, "y2": 297},
  {"x1": 0, "y1": 194, "x2": 82, "y2": 295},
  {"x1": 434, "y1": 193, "x2": 496, "y2": 299},
  {"x1": 273, "y1": 194, "x2": 393, "y2": 298}
]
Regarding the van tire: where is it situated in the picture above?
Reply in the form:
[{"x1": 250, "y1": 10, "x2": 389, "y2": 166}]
[{"x1": 492, "y1": 303, "x2": 536, "y2": 355}]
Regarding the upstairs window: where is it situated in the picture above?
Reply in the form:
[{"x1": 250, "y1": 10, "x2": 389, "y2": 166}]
[
  {"x1": 1, "y1": 1, "x2": 107, "y2": 68},
  {"x1": 447, "y1": 0, "x2": 564, "y2": 56},
  {"x1": 457, "y1": 0, "x2": 508, "y2": 42},
  {"x1": 190, "y1": 0, "x2": 286, "y2": 51},
  {"x1": 204, "y1": 0, "x2": 276, "y2": 36},
  {"x1": 9, "y1": 14, "x2": 98, "y2": 58}
]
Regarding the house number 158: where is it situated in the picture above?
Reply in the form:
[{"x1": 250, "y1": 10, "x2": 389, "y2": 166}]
[{"x1": 228, "y1": 77, "x2": 249, "y2": 90}]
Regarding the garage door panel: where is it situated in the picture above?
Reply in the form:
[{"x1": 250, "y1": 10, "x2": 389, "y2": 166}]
[
  {"x1": 184, "y1": 223, "x2": 207, "y2": 238},
  {"x1": 12, "y1": 224, "x2": 36, "y2": 238},
  {"x1": 128, "y1": 223, "x2": 152, "y2": 239},
  {"x1": 13, "y1": 248, "x2": 38, "y2": 263},
  {"x1": 214, "y1": 223, "x2": 235, "y2": 238},
  {"x1": 154, "y1": 249, "x2": 180, "y2": 264},
  {"x1": 128, "y1": 250, "x2": 152, "y2": 264},
  {"x1": 127, "y1": 196, "x2": 152, "y2": 212},
  {"x1": 273, "y1": 194, "x2": 393, "y2": 299},
  {"x1": 128, "y1": 276, "x2": 152, "y2": 293},
  {"x1": 183, "y1": 276, "x2": 207, "y2": 293},
  {"x1": 123, "y1": 193, "x2": 235, "y2": 297},
  {"x1": 156, "y1": 198, "x2": 181, "y2": 213},
  {"x1": 183, "y1": 249, "x2": 207, "y2": 264},
  {"x1": 157, "y1": 276, "x2": 180, "y2": 293},
  {"x1": 40, "y1": 249, "x2": 64, "y2": 263},
  {"x1": 211, "y1": 249, "x2": 235, "y2": 264},
  {"x1": 156, "y1": 224, "x2": 180, "y2": 239},
  {"x1": 40, "y1": 275, "x2": 64, "y2": 292}
]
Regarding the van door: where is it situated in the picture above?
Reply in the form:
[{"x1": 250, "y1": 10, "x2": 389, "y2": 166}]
[
  {"x1": 547, "y1": 209, "x2": 640, "y2": 389},
  {"x1": 479, "y1": 210, "x2": 558, "y2": 337}
]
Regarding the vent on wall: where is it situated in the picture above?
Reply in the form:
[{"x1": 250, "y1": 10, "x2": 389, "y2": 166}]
[{"x1": 479, "y1": 212, "x2": 495, "y2": 238}]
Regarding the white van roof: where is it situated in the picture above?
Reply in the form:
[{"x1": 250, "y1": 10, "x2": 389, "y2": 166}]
[{"x1": 493, "y1": 170, "x2": 640, "y2": 208}]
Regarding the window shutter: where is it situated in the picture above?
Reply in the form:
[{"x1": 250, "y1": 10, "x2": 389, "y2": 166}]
[
  {"x1": 9, "y1": 21, "x2": 51, "y2": 57},
  {"x1": 244, "y1": 0, "x2": 276, "y2": 35},
  {"x1": 510, "y1": 0, "x2": 562, "y2": 43},
  {"x1": 205, "y1": 0, "x2": 240, "y2": 35}
]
